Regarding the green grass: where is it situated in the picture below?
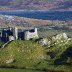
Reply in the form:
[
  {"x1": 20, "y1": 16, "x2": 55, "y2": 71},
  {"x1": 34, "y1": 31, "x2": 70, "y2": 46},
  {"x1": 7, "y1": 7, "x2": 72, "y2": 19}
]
[
  {"x1": 0, "y1": 68, "x2": 42, "y2": 72},
  {"x1": 0, "y1": 39, "x2": 72, "y2": 72},
  {"x1": 0, "y1": 40, "x2": 45, "y2": 67}
]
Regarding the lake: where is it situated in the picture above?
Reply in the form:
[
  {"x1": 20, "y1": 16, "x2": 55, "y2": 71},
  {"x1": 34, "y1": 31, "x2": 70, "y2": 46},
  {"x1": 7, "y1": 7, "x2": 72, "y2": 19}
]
[{"x1": 0, "y1": 10, "x2": 72, "y2": 20}]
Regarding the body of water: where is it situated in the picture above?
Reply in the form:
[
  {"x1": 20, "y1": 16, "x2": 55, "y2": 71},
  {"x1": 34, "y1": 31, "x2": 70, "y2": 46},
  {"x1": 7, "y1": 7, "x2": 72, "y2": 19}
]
[{"x1": 0, "y1": 10, "x2": 72, "y2": 20}]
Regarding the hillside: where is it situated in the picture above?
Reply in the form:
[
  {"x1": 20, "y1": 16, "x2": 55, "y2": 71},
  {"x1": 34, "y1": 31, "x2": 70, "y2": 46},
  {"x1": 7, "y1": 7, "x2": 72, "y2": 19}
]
[
  {"x1": 0, "y1": 15, "x2": 51, "y2": 28},
  {"x1": 0, "y1": 0, "x2": 72, "y2": 10},
  {"x1": 0, "y1": 40, "x2": 45, "y2": 67},
  {"x1": 0, "y1": 15, "x2": 72, "y2": 28},
  {"x1": 0, "y1": 36, "x2": 72, "y2": 72}
]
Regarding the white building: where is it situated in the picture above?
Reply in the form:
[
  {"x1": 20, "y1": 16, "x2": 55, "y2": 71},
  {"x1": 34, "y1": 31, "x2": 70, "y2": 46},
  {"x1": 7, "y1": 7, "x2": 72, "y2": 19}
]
[{"x1": 24, "y1": 28, "x2": 39, "y2": 40}]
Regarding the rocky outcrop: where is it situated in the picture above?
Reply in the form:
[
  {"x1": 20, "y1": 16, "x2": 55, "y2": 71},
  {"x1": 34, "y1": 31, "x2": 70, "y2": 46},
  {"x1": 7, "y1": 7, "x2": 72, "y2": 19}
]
[
  {"x1": 52, "y1": 33, "x2": 68, "y2": 41},
  {"x1": 37, "y1": 38, "x2": 51, "y2": 46},
  {"x1": 6, "y1": 59, "x2": 14, "y2": 64},
  {"x1": 38, "y1": 33, "x2": 72, "y2": 47}
]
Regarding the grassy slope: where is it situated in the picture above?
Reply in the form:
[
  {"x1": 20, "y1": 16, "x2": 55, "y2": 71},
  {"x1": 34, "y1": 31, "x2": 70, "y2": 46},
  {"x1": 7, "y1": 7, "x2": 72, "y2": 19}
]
[
  {"x1": 0, "y1": 40, "x2": 45, "y2": 67},
  {"x1": 33, "y1": 38, "x2": 72, "y2": 72},
  {"x1": 0, "y1": 39, "x2": 72, "y2": 72}
]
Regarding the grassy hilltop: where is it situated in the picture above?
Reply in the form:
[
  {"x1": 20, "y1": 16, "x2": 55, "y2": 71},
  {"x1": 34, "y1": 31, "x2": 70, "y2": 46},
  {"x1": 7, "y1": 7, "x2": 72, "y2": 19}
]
[
  {"x1": 0, "y1": 40, "x2": 45, "y2": 68},
  {"x1": 0, "y1": 39, "x2": 72, "y2": 72}
]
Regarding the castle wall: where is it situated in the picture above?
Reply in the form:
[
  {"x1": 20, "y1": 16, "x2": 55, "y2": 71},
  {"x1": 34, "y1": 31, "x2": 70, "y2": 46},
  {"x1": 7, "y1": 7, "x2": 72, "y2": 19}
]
[
  {"x1": 25, "y1": 28, "x2": 38, "y2": 40},
  {"x1": 13, "y1": 27, "x2": 18, "y2": 40}
]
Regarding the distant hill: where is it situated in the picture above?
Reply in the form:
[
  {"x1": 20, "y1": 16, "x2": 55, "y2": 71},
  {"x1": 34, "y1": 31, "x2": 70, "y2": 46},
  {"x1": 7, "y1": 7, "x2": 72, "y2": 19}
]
[
  {"x1": 0, "y1": 15, "x2": 51, "y2": 28},
  {"x1": 0, "y1": 0, "x2": 72, "y2": 10},
  {"x1": 0, "y1": 15, "x2": 72, "y2": 30}
]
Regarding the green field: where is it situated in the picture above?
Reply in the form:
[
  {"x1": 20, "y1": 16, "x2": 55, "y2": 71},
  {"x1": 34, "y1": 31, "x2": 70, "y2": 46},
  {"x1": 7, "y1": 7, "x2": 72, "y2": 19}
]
[{"x1": 0, "y1": 68, "x2": 43, "y2": 72}]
